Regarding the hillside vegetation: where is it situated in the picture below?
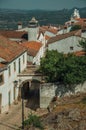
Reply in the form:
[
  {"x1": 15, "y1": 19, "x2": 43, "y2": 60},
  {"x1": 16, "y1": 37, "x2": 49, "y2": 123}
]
[{"x1": 0, "y1": 7, "x2": 86, "y2": 30}]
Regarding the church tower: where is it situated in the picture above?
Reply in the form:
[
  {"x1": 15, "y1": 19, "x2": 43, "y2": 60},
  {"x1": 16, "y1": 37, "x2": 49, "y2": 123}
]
[
  {"x1": 28, "y1": 17, "x2": 39, "y2": 41},
  {"x1": 71, "y1": 9, "x2": 80, "y2": 20}
]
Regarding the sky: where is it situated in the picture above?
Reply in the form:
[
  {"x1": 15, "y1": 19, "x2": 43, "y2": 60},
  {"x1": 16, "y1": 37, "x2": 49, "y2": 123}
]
[{"x1": 0, "y1": 0, "x2": 86, "y2": 10}]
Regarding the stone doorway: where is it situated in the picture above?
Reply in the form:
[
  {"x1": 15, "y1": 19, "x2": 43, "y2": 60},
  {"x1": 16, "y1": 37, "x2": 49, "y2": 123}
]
[
  {"x1": 24, "y1": 80, "x2": 40, "y2": 110},
  {"x1": 21, "y1": 82, "x2": 30, "y2": 100}
]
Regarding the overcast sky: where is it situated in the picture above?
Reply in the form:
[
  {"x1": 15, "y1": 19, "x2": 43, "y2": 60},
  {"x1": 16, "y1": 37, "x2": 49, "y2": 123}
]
[{"x1": 0, "y1": 0, "x2": 86, "y2": 10}]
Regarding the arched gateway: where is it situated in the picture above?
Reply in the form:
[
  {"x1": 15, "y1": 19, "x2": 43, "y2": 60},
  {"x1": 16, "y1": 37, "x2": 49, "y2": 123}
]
[{"x1": 14, "y1": 70, "x2": 43, "y2": 110}]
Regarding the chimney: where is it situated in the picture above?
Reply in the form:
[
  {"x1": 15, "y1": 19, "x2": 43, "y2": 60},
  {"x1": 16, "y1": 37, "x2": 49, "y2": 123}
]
[{"x1": 18, "y1": 22, "x2": 22, "y2": 30}]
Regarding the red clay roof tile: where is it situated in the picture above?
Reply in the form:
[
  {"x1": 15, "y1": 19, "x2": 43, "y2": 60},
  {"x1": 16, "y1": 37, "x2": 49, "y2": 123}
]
[
  {"x1": 0, "y1": 30, "x2": 27, "y2": 39},
  {"x1": 47, "y1": 30, "x2": 81, "y2": 44},
  {"x1": 0, "y1": 35, "x2": 26, "y2": 62},
  {"x1": 22, "y1": 41, "x2": 42, "y2": 57}
]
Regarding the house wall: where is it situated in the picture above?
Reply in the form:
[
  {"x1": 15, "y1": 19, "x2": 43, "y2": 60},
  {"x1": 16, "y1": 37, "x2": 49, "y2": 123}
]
[
  {"x1": 27, "y1": 55, "x2": 33, "y2": 63},
  {"x1": 45, "y1": 31, "x2": 55, "y2": 37},
  {"x1": 40, "y1": 82, "x2": 86, "y2": 108},
  {"x1": 27, "y1": 46, "x2": 44, "y2": 65},
  {"x1": 28, "y1": 27, "x2": 39, "y2": 41},
  {"x1": 33, "y1": 46, "x2": 44, "y2": 65},
  {"x1": 48, "y1": 36, "x2": 82, "y2": 54},
  {"x1": 57, "y1": 27, "x2": 71, "y2": 35},
  {"x1": 82, "y1": 32, "x2": 86, "y2": 38},
  {"x1": 0, "y1": 51, "x2": 27, "y2": 113}
]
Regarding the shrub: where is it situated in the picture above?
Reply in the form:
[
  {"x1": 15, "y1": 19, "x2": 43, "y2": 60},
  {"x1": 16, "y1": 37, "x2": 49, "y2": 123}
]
[{"x1": 24, "y1": 113, "x2": 44, "y2": 130}]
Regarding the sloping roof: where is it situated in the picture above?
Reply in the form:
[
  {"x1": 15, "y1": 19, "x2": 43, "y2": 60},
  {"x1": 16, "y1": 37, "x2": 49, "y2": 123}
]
[
  {"x1": 74, "y1": 22, "x2": 86, "y2": 30},
  {"x1": 0, "y1": 63, "x2": 6, "y2": 68},
  {"x1": 0, "y1": 30, "x2": 28, "y2": 39},
  {"x1": 47, "y1": 30, "x2": 81, "y2": 44},
  {"x1": 0, "y1": 35, "x2": 26, "y2": 62},
  {"x1": 75, "y1": 18, "x2": 86, "y2": 23},
  {"x1": 74, "y1": 51, "x2": 86, "y2": 56},
  {"x1": 0, "y1": 63, "x2": 7, "y2": 72},
  {"x1": 40, "y1": 26, "x2": 58, "y2": 34},
  {"x1": 22, "y1": 41, "x2": 42, "y2": 57},
  {"x1": 45, "y1": 35, "x2": 51, "y2": 40}
]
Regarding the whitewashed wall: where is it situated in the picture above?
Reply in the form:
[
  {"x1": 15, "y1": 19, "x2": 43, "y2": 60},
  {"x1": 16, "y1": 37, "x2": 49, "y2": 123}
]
[
  {"x1": 48, "y1": 36, "x2": 82, "y2": 54},
  {"x1": 0, "y1": 51, "x2": 27, "y2": 113},
  {"x1": 82, "y1": 32, "x2": 86, "y2": 38},
  {"x1": 45, "y1": 31, "x2": 56, "y2": 37},
  {"x1": 40, "y1": 82, "x2": 86, "y2": 108},
  {"x1": 33, "y1": 46, "x2": 44, "y2": 65}
]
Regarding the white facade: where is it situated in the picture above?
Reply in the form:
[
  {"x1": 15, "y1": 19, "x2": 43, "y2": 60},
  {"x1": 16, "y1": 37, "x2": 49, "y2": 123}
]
[
  {"x1": 27, "y1": 45, "x2": 44, "y2": 65},
  {"x1": 38, "y1": 33, "x2": 46, "y2": 54},
  {"x1": 45, "y1": 31, "x2": 56, "y2": 37},
  {"x1": 33, "y1": 46, "x2": 44, "y2": 65},
  {"x1": 48, "y1": 36, "x2": 82, "y2": 54},
  {"x1": 81, "y1": 32, "x2": 86, "y2": 38},
  {"x1": 57, "y1": 27, "x2": 71, "y2": 35},
  {"x1": 28, "y1": 27, "x2": 39, "y2": 41},
  {"x1": 0, "y1": 52, "x2": 27, "y2": 113}
]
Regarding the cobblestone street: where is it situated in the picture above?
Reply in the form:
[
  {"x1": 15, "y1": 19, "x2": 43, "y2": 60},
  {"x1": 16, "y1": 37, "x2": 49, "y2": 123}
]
[{"x1": 0, "y1": 101, "x2": 31, "y2": 130}]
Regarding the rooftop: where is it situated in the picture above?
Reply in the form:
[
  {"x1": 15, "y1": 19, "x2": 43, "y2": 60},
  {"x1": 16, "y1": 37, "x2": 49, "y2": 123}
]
[
  {"x1": 47, "y1": 30, "x2": 81, "y2": 44},
  {"x1": 22, "y1": 41, "x2": 42, "y2": 57},
  {"x1": 0, "y1": 35, "x2": 26, "y2": 62}
]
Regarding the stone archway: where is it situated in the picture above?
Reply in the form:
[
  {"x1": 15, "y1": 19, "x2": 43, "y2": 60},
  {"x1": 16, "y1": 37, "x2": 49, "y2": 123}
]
[
  {"x1": 18, "y1": 79, "x2": 41, "y2": 110},
  {"x1": 21, "y1": 82, "x2": 30, "y2": 99},
  {"x1": 18, "y1": 80, "x2": 30, "y2": 100},
  {"x1": 25, "y1": 79, "x2": 40, "y2": 110}
]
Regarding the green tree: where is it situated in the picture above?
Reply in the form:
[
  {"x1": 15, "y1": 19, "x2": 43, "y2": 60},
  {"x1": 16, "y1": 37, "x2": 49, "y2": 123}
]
[
  {"x1": 24, "y1": 113, "x2": 44, "y2": 130},
  {"x1": 40, "y1": 50, "x2": 86, "y2": 85},
  {"x1": 70, "y1": 25, "x2": 81, "y2": 32},
  {"x1": 79, "y1": 39, "x2": 86, "y2": 52}
]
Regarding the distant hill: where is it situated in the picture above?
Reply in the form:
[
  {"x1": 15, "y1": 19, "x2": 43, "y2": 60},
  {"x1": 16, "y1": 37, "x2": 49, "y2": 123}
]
[{"x1": 0, "y1": 7, "x2": 86, "y2": 30}]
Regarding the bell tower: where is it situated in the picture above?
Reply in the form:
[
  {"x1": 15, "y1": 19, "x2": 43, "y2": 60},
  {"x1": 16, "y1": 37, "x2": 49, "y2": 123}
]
[{"x1": 28, "y1": 17, "x2": 39, "y2": 41}]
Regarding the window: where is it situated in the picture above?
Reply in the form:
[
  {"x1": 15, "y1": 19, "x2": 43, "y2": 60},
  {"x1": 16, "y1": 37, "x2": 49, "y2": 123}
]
[
  {"x1": 0, "y1": 74, "x2": 4, "y2": 85},
  {"x1": 14, "y1": 62, "x2": 16, "y2": 71},
  {"x1": 70, "y1": 46, "x2": 74, "y2": 50},
  {"x1": 23, "y1": 55, "x2": 25, "y2": 64},
  {"x1": 8, "y1": 66, "x2": 11, "y2": 76}
]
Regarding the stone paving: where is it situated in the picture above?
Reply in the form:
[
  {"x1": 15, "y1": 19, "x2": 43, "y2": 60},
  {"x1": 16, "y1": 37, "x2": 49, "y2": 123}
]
[
  {"x1": 0, "y1": 101, "x2": 48, "y2": 130},
  {"x1": 0, "y1": 101, "x2": 32, "y2": 130}
]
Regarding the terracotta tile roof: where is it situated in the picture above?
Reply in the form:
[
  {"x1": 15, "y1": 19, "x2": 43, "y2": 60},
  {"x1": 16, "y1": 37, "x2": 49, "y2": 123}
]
[
  {"x1": 45, "y1": 35, "x2": 51, "y2": 40},
  {"x1": 47, "y1": 30, "x2": 81, "y2": 44},
  {"x1": 75, "y1": 18, "x2": 86, "y2": 23},
  {"x1": 0, "y1": 63, "x2": 6, "y2": 69},
  {"x1": 0, "y1": 30, "x2": 28, "y2": 39},
  {"x1": 0, "y1": 62, "x2": 7, "y2": 72},
  {"x1": 74, "y1": 22, "x2": 86, "y2": 30},
  {"x1": 27, "y1": 48, "x2": 38, "y2": 57},
  {"x1": 22, "y1": 41, "x2": 42, "y2": 57},
  {"x1": 0, "y1": 35, "x2": 26, "y2": 62},
  {"x1": 41, "y1": 26, "x2": 58, "y2": 34},
  {"x1": 74, "y1": 51, "x2": 86, "y2": 56}
]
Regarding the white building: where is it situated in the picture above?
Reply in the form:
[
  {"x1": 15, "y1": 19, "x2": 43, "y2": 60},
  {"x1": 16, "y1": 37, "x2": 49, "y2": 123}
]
[
  {"x1": 47, "y1": 30, "x2": 83, "y2": 54},
  {"x1": 23, "y1": 41, "x2": 44, "y2": 65},
  {"x1": 0, "y1": 35, "x2": 27, "y2": 113}
]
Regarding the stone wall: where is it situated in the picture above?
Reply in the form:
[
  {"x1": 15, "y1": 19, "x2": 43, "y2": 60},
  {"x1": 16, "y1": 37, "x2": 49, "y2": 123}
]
[
  {"x1": 40, "y1": 83, "x2": 55, "y2": 108},
  {"x1": 40, "y1": 82, "x2": 86, "y2": 108}
]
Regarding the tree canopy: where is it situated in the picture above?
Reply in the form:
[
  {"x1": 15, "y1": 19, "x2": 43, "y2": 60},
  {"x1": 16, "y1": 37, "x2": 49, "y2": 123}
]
[
  {"x1": 70, "y1": 25, "x2": 81, "y2": 32},
  {"x1": 40, "y1": 50, "x2": 86, "y2": 85},
  {"x1": 79, "y1": 39, "x2": 86, "y2": 53}
]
